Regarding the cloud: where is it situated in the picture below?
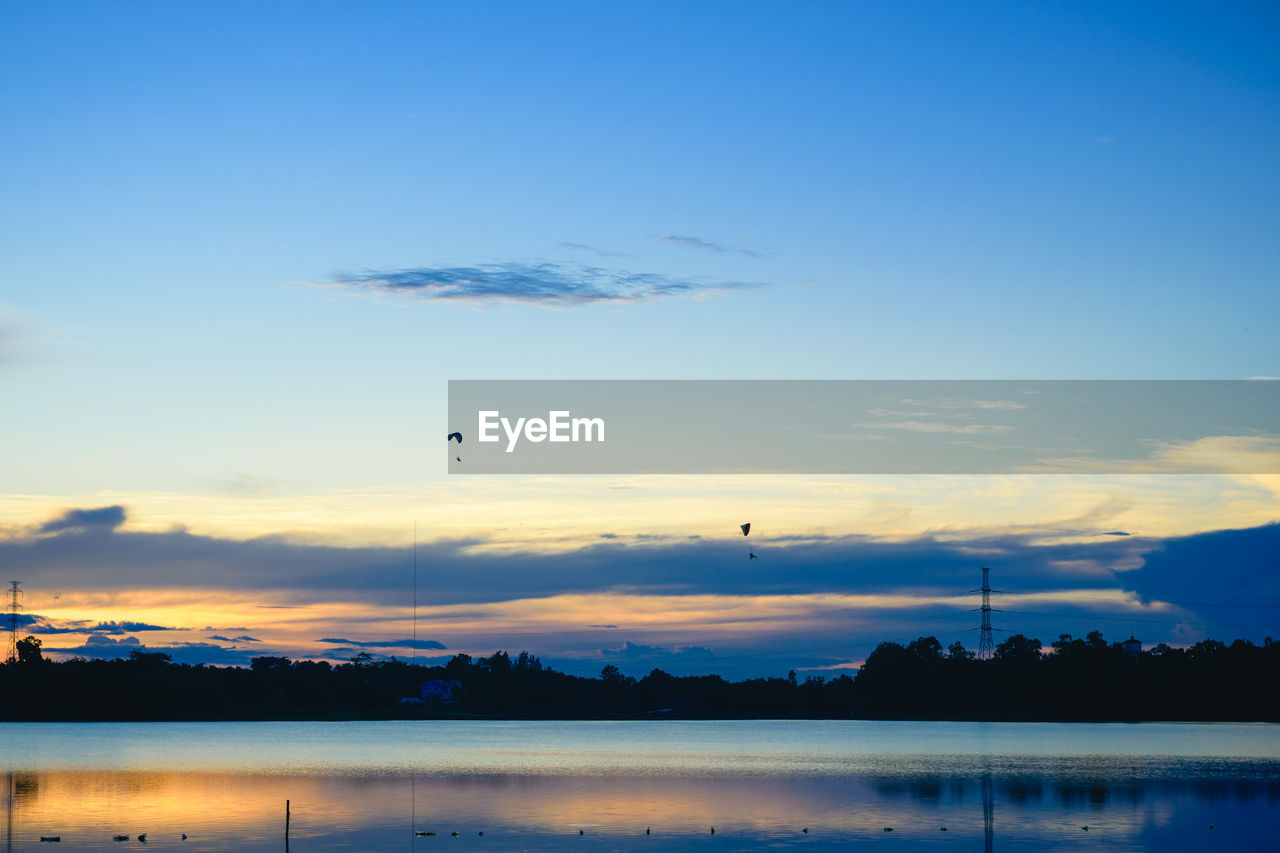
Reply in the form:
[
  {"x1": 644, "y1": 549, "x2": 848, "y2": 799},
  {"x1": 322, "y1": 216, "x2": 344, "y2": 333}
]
[
  {"x1": 556, "y1": 242, "x2": 634, "y2": 258},
  {"x1": 1028, "y1": 435, "x2": 1280, "y2": 474},
  {"x1": 0, "y1": 320, "x2": 22, "y2": 368},
  {"x1": 210, "y1": 472, "x2": 280, "y2": 496},
  {"x1": 319, "y1": 637, "x2": 447, "y2": 650},
  {"x1": 854, "y1": 421, "x2": 1015, "y2": 435},
  {"x1": 935, "y1": 398, "x2": 1027, "y2": 411},
  {"x1": 0, "y1": 504, "x2": 1234, "y2": 606},
  {"x1": 1123, "y1": 523, "x2": 1280, "y2": 607},
  {"x1": 43, "y1": 641, "x2": 265, "y2": 666},
  {"x1": 8, "y1": 505, "x2": 1280, "y2": 674},
  {"x1": 308, "y1": 262, "x2": 761, "y2": 307},
  {"x1": 648, "y1": 234, "x2": 762, "y2": 257},
  {"x1": 1095, "y1": 136, "x2": 1116, "y2": 144},
  {"x1": 39, "y1": 505, "x2": 127, "y2": 533},
  {"x1": 208, "y1": 634, "x2": 261, "y2": 643},
  {"x1": 18, "y1": 616, "x2": 175, "y2": 635},
  {"x1": 89, "y1": 620, "x2": 173, "y2": 634},
  {"x1": 602, "y1": 640, "x2": 716, "y2": 662},
  {"x1": 85, "y1": 634, "x2": 141, "y2": 646}
]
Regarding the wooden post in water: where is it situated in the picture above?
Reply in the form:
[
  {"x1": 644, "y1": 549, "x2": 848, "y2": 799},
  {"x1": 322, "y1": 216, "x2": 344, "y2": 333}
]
[{"x1": 285, "y1": 800, "x2": 290, "y2": 852}]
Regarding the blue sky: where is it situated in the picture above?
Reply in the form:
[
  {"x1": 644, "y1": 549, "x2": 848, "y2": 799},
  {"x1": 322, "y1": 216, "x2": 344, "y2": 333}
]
[{"x1": 1, "y1": 1, "x2": 1277, "y2": 674}]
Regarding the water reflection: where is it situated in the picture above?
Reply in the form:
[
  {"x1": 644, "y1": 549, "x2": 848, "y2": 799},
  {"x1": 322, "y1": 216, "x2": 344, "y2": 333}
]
[
  {"x1": 2, "y1": 766, "x2": 1278, "y2": 852},
  {"x1": 6, "y1": 772, "x2": 13, "y2": 853},
  {"x1": 2, "y1": 722, "x2": 1279, "y2": 851},
  {"x1": 982, "y1": 771, "x2": 993, "y2": 853}
]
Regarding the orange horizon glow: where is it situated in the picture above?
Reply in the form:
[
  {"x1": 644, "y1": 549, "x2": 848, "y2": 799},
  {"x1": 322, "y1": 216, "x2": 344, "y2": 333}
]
[{"x1": 23, "y1": 585, "x2": 1191, "y2": 669}]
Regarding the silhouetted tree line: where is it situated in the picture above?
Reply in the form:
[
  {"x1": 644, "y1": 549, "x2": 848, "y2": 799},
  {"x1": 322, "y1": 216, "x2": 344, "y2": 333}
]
[
  {"x1": 0, "y1": 641, "x2": 852, "y2": 721},
  {"x1": 1, "y1": 631, "x2": 1276, "y2": 721},
  {"x1": 850, "y1": 631, "x2": 1280, "y2": 721}
]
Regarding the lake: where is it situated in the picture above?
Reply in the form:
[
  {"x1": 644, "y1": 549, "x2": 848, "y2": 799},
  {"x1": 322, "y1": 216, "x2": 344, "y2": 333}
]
[{"x1": 2, "y1": 720, "x2": 1278, "y2": 851}]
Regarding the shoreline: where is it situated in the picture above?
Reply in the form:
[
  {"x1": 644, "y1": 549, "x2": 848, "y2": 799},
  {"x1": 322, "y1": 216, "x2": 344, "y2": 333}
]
[{"x1": 3, "y1": 714, "x2": 1278, "y2": 724}]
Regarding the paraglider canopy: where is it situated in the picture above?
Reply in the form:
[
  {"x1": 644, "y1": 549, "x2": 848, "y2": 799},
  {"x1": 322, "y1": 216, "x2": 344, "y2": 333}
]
[
  {"x1": 448, "y1": 432, "x2": 463, "y2": 443},
  {"x1": 740, "y1": 523, "x2": 751, "y2": 536}
]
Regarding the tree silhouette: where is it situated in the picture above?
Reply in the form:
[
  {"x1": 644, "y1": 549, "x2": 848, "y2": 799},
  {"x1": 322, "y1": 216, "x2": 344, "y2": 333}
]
[{"x1": 17, "y1": 636, "x2": 43, "y2": 665}]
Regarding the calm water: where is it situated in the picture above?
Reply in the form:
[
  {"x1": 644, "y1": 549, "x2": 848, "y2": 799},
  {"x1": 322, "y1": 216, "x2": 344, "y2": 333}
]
[{"x1": 2, "y1": 721, "x2": 1278, "y2": 852}]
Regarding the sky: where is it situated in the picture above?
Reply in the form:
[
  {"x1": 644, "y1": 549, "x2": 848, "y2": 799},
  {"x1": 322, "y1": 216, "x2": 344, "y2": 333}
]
[{"x1": 1, "y1": 1, "x2": 1278, "y2": 678}]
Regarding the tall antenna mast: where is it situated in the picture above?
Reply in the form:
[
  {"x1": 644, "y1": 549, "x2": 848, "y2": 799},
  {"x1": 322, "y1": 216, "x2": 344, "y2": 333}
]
[
  {"x1": 5, "y1": 581, "x2": 21, "y2": 664},
  {"x1": 410, "y1": 522, "x2": 417, "y2": 849},
  {"x1": 978, "y1": 567, "x2": 995, "y2": 662},
  {"x1": 412, "y1": 521, "x2": 418, "y2": 668}
]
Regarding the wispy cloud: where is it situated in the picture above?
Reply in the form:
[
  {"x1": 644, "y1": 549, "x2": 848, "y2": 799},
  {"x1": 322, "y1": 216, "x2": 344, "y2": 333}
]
[
  {"x1": 319, "y1": 637, "x2": 447, "y2": 650},
  {"x1": 935, "y1": 398, "x2": 1027, "y2": 411},
  {"x1": 854, "y1": 420, "x2": 1015, "y2": 435},
  {"x1": 0, "y1": 321, "x2": 22, "y2": 368},
  {"x1": 648, "y1": 234, "x2": 762, "y2": 257},
  {"x1": 19, "y1": 615, "x2": 176, "y2": 635},
  {"x1": 41, "y1": 640, "x2": 263, "y2": 666},
  {"x1": 1027, "y1": 435, "x2": 1280, "y2": 474},
  {"x1": 90, "y1": 620, "x2": 174, "y2": 634},
  {"x1": 210, "y1": 472, "x2": 280, "y2": 497},
  {"x1": 556, "y1": 242, "x2": 634, "y2": 258},
  {"x1": 308, "y1": 262, "x2": 761, "y2": 308},
  {"x1": 896, "y1": 397, "x2": 1027, "y2": 411},
  {"x1": 601, "y1": 640, "x2": 715, "y2": 663}
]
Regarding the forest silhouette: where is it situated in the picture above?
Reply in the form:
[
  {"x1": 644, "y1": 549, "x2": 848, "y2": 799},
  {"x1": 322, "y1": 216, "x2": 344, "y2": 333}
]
[{"x1": 2, "y1": 631, "x2": 1276, "y2": 721}]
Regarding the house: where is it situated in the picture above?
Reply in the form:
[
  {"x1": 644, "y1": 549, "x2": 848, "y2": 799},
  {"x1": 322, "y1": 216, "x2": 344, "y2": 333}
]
[
  {"x1": 398, "y1": 678, "x2": 463, "y2": 704},
  {"x1": 420, "y1": 678, "x2": 462, "y2": 703}
]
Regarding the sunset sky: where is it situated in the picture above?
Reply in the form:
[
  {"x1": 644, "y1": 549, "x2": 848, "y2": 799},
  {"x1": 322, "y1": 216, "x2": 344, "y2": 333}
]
[{"x1": 2, "y1": 1, "x2": 1278, "y2": 678}]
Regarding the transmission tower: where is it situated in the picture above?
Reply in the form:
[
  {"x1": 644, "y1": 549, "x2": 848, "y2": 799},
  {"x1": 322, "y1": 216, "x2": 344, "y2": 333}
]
[
  {"x1": 978, "y1": 567, "x2": 995, "y2": 662},
  {"x1": 5, "y1": 581, "x2": 20, "y2": 664}
]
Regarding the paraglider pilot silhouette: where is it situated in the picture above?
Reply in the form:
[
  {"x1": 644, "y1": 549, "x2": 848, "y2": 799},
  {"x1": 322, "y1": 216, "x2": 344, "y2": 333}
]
[
  {"x1": 448, "y1": 431, "x2": 462, "y2": 461},
  {"x1": 742, "y1": 522, "x2": 758, "y2": 559}
]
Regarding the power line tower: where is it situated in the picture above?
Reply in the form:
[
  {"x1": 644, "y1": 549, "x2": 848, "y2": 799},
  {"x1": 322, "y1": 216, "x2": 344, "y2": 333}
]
[
  {"x1": 978, "y1": 567, "x2": 995, "y2": 662},
  {"x1": 5, "y1": 581, "x2": 21, "y2": 664},
  {"x1": 970, "y1": 567, "x2": 1003, "y2": 716}
]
